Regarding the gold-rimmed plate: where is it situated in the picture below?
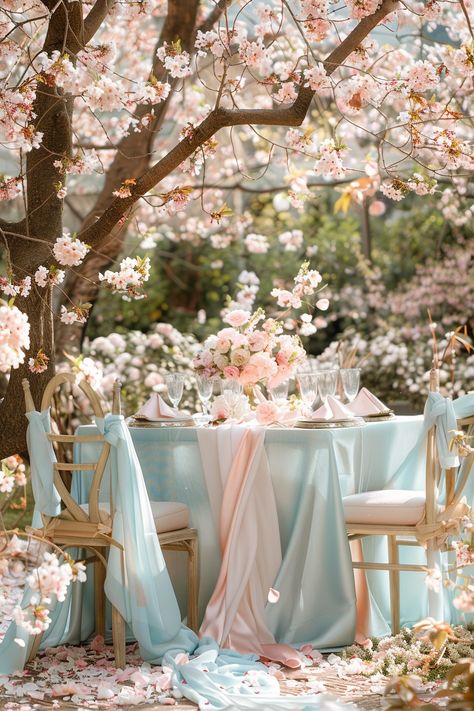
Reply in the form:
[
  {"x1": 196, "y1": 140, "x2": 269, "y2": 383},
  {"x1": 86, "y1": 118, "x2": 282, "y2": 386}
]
[
  {"x1": 295, "y1": 417, "x2": 365, "y2": 429},
  {"x1": 363, "y1": 411, "x2": 395, "y2": 422}
]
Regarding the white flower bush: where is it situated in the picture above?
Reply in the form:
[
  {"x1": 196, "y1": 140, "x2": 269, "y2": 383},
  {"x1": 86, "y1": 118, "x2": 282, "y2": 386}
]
[{"x1": 83, "y1": 323, "x2": 201, "y2": 414}]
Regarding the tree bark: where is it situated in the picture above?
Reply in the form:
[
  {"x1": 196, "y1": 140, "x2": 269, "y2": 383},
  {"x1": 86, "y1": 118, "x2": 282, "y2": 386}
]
[
  {"x1": 55, "y1": 0, "x2": 200, "y2": 358},
  {"x1": 0, "y1": 1, "x2": 84, "y2": 459}
]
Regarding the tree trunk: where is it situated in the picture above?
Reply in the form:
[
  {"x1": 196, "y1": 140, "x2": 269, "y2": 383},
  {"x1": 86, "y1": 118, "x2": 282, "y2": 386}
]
[
  {"x1": 0, "y1": 287, "x2": 54, "y2": 459},
  {"x1": 54, "y1": 0, "x2": 200, "y2": 358}
]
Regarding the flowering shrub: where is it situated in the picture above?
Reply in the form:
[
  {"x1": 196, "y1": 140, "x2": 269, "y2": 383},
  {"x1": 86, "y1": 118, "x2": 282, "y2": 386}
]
[
  {"x1": 315, "y1": 328, "x2": 474, "y2": 410},
  {"x1": 82, "y1": 323, "x2": 201, "y2": 415}
]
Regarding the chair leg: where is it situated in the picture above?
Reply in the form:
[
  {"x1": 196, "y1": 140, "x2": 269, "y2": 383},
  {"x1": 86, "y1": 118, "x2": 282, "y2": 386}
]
[
  {"x1": 187, "y1": 538, "x2": 199, "y2": 632},
  {"x1": 111, "y1": 605, "x2": 126, "y2": 669},
  {"x1": 94, "y1": 557, "x2": 106, "y2": 637},
  {"x1": 388, "y1": 536, "x2": 400, "y2": 635}
]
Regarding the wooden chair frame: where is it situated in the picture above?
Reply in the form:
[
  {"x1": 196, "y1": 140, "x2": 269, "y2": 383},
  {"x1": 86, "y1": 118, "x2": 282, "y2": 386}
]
[
  {"x1": 23, "y1": 373, "x2": 199, "y2": 664},
  {"x1": 23, "y1": 373, "x2": 126, "y2": 667},
  {"x1": 346, "y1": 371, "x2": 474, "y2": 634}
]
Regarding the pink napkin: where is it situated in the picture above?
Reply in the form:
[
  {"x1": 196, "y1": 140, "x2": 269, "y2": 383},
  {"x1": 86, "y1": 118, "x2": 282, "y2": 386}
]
[
  {"x1": 135, "y1": 393, "x2": 181, "y2": 421},
  {"x1": 311, "y1": 395, "x2": 354, "y2": 421},
  {"x1": 347, "y1": 387, "x2": 390, "y2": 416}
]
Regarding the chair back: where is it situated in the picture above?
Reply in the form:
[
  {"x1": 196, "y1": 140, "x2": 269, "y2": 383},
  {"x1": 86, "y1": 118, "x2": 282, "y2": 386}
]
[
  {"x1": 22, "y1": 374, "x2": 121, "y2": 526},
  {"x1": 423, "y1": 369, "x2": 474, "y2": 528}
]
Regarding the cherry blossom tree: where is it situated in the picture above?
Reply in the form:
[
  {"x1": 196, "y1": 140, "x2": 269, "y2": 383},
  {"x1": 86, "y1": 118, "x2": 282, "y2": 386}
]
[{"x1": 1, "y1": 0, "x2": 473, "y2": 457}]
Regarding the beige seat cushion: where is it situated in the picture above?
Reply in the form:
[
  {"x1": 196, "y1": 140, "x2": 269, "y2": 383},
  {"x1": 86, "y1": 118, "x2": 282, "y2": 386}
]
[
  {"x1": 78, "y1": 500, "x2": 189, "y2": 534},
  {"x1": 343, "y1": 489, "x2": 426, "y2": 525}
]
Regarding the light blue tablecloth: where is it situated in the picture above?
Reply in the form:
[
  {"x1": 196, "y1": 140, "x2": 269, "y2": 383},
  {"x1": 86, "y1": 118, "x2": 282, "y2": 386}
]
[{"x1": 74, "y1": 415, "x2": 432, "y2": 646}]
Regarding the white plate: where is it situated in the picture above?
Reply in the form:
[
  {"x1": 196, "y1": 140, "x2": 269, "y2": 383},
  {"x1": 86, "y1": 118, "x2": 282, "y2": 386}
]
[{"x1": 132, "y1": 414, "x2": 191, "y2": 423}]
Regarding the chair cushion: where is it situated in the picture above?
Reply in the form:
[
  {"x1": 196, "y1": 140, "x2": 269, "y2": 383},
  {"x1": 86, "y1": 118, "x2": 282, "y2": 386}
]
[
  {"x1": 343, "y1": 489, "x2": 426, "y2": 525},
  {"x1": 150, "y1": 500, "x2": 189, "y2": 533},
  {"x1": 79, "y1": 500, "x2": 189, "y2": 534}
]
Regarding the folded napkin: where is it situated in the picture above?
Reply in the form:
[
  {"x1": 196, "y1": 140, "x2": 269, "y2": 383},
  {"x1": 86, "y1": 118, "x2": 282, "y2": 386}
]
[
  {"x1": 311, "y1": 395, "x2": 354, "y2": 421},
  {"x1": 347, "y1": 387, "x2": 390, "y2": 416},
  {"x1": 135, "y1": 393, "x2": 183, "y2": 421}
]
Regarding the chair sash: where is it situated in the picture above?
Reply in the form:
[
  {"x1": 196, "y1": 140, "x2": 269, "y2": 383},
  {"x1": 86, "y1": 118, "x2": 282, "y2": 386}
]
[{"x1": 26, "y1": 409, "x2": 61, "y2": 517}]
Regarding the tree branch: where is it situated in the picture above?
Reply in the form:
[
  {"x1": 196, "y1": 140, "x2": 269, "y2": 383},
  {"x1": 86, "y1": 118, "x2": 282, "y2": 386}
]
[
  {"x1": 83, "y1": 0, "x2": 114, "y2": 45},
  {"x1": 198, "y1": 0, "x2": 233, "y2": 33},
  {"x1": 80, "y1": 0, "x2": 400, "y2": 246}
]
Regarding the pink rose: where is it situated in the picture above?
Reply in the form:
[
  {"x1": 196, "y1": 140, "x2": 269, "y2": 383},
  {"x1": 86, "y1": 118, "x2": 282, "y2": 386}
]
[
  {"x1": 267, "y1": 363, "x2": 292, "y2": 388},
  {"x1": 216, "y1": 336, "x2": 231, "y2": 353},
  {"x1": 223, "y1": 309, "x2": 250, "y2": 328},
  {"x1": 239, "y1": 363, "x2": 260, "y2": 386},
  {"x1": 247, "y1": 331, "x2": 267, "y2": 352},
  {"x1": 223, "y1": 365, "x2": 240, "y2": 380},
  {"x1": 255, "y1": 401, "x2": 279, "y2": 425}
]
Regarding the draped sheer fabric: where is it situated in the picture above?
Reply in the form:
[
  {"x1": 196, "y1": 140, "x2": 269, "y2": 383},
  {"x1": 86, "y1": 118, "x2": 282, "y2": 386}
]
[{"x1": 0, "y1": 412, "x2": 329, "y2": 709}]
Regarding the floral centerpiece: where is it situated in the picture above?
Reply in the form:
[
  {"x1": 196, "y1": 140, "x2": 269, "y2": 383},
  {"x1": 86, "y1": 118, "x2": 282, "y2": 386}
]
[{"x1": 193, "y1": 262, "x2": 328, "y2": 392}]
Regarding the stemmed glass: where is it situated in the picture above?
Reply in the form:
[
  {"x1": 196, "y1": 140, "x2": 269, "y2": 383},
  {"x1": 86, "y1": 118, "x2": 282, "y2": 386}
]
[
  {"x1": 317, "y1": 369, "x2": 338, "y2": 405},
  {"x1": 195, "y1": 374, "x2": 213, "y2": 415},
  {"x1": 164, "y1": 373, "x2": 185, "y2": 409},
  {"x1": 340, "y1": 368, "x2": 360, "y2": 403},
  {"x1": 297, "y1": 373, "x2": 318, "y2": 416},
  {"x1": 269, "y1": 380, "x2": 289, "y2": 405}
]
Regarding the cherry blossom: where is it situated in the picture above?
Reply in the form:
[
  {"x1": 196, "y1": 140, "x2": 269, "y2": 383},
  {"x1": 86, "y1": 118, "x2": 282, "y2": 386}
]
[
  {"x1": 0, "y1": 301, "x2": 30, "y2": 372},
  {"x1": 53, "y1": 233, "x2": 90, "y2": 268},
  {"x1": 98, "y1": 256, "x2": 150, "y2": 298}
]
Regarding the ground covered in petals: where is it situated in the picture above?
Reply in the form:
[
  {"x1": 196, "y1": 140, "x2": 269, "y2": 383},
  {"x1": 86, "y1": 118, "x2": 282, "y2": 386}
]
[{"x1": 2, "y1": 628, "x2": 471, "y2": 710}]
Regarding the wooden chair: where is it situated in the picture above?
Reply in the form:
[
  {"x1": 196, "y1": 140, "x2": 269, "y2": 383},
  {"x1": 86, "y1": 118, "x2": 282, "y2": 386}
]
[
  {"x1": 23, "y1": 373, "x2": 126, "y2": 666},
  {"x1": 23, "y1": 373, "x2": 199, "y2": 666},
  {"x1": 343, "y1": 370, "x2": 474, "y2": 634}
]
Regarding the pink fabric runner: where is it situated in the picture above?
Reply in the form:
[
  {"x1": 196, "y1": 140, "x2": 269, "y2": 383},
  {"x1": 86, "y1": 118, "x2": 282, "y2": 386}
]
[{"x1": 198, "y1": 426, "x2": 301, "y2": 668}]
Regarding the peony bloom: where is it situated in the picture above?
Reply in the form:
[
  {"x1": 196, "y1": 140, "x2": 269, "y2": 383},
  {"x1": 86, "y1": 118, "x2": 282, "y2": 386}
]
[{"x1": 224, "y1": 309, "x2": 251, "y2": 328}]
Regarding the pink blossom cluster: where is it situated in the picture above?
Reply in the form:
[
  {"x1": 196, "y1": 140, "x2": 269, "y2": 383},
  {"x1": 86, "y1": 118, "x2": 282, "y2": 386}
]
[
  {"x1": 156, "y1": 42, "x2": 192, "y2": 78},
  {"x1": 0, "y1": 175, "x2": 21, "y2": 201},
  {"x1": 34, "y1": 265, "x2": 65, "y2": 288},
  {"x1": 314, "y1": 139, "x2": 347, "y2": 179},
  {"x1": 0, "y1": 455, "x2": 27, "y2": 494},
  {"x1": 278, "y1": 229, "x2": 304, "y2": 252},
  {"x1": 53, "y1": 232, "x2": 90, "y2": 267},
  {"x1": 346, "y1": 0, "x2": 381, "y2": 19},
  {"x1": 13, "y1": 552, "x2": 86, "y2": 635},
  {"x1": 0, "y1": 275, "x2": 31, "y2": 298},
  {"x1": 0, "y1": 300, "x2": 30, "y2": 373},
  {"x1": 98, "y1": 256, "x2": 150, "y2": 298},
  {"x1": 303, "y1": 64, "x2": 331, "y2": 93},
  {"x1": 244, "y1": 233, "x2": 269, "y2": 254},
  {"x1": 28, "y1": 348, "x2": 49, "y2": 374}
]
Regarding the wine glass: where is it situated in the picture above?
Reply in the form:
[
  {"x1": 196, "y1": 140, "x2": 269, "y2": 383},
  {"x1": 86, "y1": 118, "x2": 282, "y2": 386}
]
[
  {"x1": 195, "y1": 374, "x2": 213, "y2": 414},
  {"x1": 165, "y1": 373, "x2": 184, "y2": 409},
  {"x1": 317, "y1": 369, "x2": 338, "y2": 405},
  {"x1": 340, "y1": 368, "x2": 360, "y2": 403},
  {"x1": 297, "y1": 373, "x2": 318, "y2": 415},
  {"x1": 220, "y1": 379, "x2": 242, "y2": 395},
  {"x1": 269, "y1": 380, "x2": 289, "y2": 405}
]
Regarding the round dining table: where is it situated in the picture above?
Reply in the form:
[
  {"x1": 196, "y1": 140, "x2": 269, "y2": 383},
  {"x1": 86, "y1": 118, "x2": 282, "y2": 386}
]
[{"x1": 74, "y1": 415, "x2": 442, "y2": 648}]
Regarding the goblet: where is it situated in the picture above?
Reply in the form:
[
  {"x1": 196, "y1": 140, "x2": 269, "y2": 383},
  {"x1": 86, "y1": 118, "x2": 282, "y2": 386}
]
[
  {"x1": 297, "y1": 373, "x2": 318, "y2": 415},
  {"x1": 340, "y1": 368, "x2": 360, "y2": 403},
  {"x1": 164, "y1": 373, "x2": 185, "y2": 409},
  {"x1": 317, "y1": 369, "x2": 338, "y2": 405},
  {"x1": 269, "y1": 380, "x2": 289, "y2": 404},
  {"x1": 220, "y1": 379, "x2": 242, "y2": 395},
  {"x1": 195, "y1": 374, "x2": 213, "y2": 414}
]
